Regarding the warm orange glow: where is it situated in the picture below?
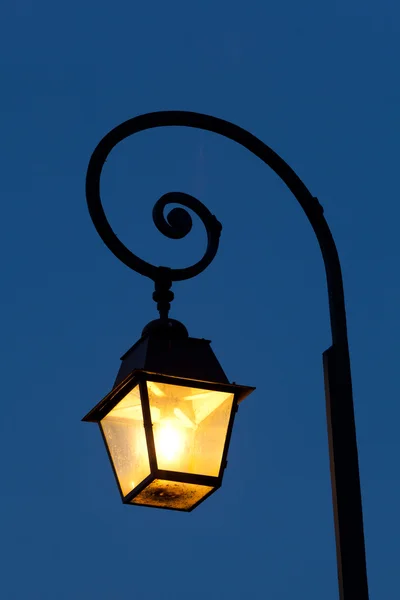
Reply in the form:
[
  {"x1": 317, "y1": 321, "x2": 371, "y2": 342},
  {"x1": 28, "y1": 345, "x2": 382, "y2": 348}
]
[
  {"x1": 100, "y1": 385, "x2": 150, "y2": 496},
  {"x1": 132, "y1": 479, "x2": 213, "y2": 510},
  {"x1": 147, "y1": 381, "x2": 234, "y2": 477},
  {"x1": 99, "y1": 380, "x2": 236, "y2": 504},
  {"x1": 174, "y1": 407, "x2": 196, "y2": 429},
  {"x1": 155, "y1": 418, "x2": 185, "y2": 462}
]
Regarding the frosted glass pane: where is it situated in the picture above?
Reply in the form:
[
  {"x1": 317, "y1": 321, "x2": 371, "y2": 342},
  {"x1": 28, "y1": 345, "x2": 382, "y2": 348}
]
[
  {"x1": 132, "y1": 479, "x2": 213, "y2": 510},
  {"x1": 146, "y1": 382, "x2": 234, "y2": 477},
  {"x1": 101, "y1": 385, "x2": 150, "y2": 496}
]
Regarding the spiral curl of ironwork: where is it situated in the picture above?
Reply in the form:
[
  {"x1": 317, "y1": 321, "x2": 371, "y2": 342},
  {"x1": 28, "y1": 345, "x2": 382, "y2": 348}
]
[{"x1": 86, "y1": 133, "x2": 222, "y2": 285}]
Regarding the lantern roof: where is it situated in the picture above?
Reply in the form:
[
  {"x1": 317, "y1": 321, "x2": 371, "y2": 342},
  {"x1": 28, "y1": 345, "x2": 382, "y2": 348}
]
[{"x1": 113, "y1": 318, "x2": 230, "y2": 388}]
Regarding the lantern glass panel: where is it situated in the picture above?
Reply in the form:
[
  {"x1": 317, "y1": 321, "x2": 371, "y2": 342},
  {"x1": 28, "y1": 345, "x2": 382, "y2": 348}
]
[
  {"x1": 100, "y1": 385, "x2": 150, "y2": 496},
  {"x1": 131, "y1": 479, "x2": 214, "y2": 510},
  {"x1": 146, "y1": 381, "x2": 234, "y2": 477}
]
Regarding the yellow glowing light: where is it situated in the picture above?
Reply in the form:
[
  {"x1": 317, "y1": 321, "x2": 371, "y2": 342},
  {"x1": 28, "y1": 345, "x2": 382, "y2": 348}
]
[
  {"x1": 147, "y1": 381, "x2": 166, "y2": 397},
  {"x1": 156, "y1": 419, "x2": 185, "y2": 462},
  {"x1": 174, "y1": 407, "x2": 196, "y2": 429}
]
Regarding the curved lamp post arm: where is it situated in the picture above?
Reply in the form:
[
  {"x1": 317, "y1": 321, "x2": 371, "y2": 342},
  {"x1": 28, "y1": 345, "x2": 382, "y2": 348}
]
[{"x1": 86, "y1": 111, "x2": 369, "y2": 600}]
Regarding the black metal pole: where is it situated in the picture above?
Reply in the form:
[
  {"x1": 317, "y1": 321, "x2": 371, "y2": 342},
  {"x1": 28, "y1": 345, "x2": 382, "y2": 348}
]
[{"x1": 86, "y1": 111, "x2": 369, "y2": 600}]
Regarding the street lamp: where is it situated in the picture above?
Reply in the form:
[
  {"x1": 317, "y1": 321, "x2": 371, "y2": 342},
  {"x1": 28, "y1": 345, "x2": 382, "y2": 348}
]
[{"x1": 83, "y1": 111, "x2": 369, "y2": 599}]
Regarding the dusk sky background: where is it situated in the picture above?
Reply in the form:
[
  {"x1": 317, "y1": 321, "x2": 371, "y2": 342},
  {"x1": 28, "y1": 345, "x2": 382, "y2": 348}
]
[{"x1": 1, "y1": 1, "x2": 399, "y2": 598}]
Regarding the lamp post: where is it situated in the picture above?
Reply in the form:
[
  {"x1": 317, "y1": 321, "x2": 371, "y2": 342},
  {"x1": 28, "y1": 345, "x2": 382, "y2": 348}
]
[{"x1": 83, "y1": 111, "x2": 369, "y2": 600}]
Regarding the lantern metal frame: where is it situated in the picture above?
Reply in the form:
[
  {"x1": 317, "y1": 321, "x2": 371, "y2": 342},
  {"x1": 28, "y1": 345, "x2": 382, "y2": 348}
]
[
  {"x1": 84, "y1": 110, "x2": 369, "y2": 599},
  {"x1": 83, "y1": 370, "x2": 253, "y2": 511}
]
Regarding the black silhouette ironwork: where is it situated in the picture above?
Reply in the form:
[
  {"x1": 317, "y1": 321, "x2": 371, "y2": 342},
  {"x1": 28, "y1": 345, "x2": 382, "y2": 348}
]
[{"x1": 86, "y1": 111, "x2": 369, "y2": 600}]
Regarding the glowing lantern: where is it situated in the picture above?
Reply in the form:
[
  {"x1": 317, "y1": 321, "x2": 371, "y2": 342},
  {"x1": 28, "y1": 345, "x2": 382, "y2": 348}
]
[{"x1": 83, "y1": 319, "x2": 254, "y2": 511}]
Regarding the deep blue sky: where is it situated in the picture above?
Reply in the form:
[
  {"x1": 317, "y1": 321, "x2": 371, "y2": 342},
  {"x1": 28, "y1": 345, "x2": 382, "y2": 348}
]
[{"x1": 1, "y1": 1, "x2": 399, "y2": 598}]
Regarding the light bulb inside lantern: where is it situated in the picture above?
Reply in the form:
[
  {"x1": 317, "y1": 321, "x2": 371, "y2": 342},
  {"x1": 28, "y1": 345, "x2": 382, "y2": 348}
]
[{"x1": 156, "y1": 419, "x2": 185, "y2": 463}]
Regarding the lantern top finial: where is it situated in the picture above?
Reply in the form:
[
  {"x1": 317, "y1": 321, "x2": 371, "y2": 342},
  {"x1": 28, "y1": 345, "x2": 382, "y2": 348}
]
[{"x1": 141, "y1": 318, "x2": 189, "y2": 340}]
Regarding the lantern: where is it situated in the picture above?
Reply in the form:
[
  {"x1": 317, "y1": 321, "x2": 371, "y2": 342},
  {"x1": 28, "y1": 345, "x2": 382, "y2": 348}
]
[{"x1": 83, "y1": 319, "x2": 254, "y2": 511}]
